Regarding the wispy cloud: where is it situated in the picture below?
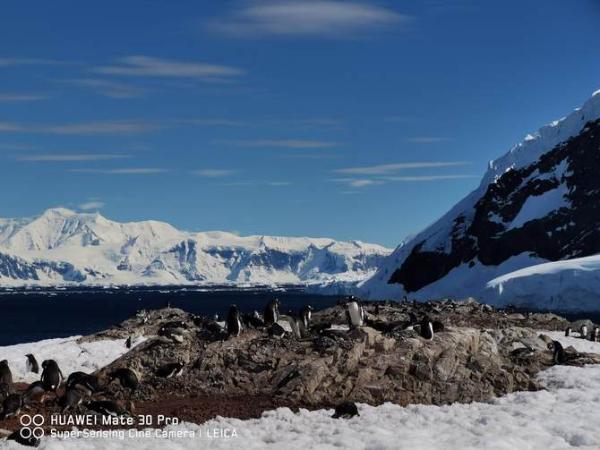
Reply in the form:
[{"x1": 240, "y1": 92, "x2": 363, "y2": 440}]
[
  {"x1": 182, "y1": 118, "x2": 247, "y2": 127},
  {"x1": 78, "y1": 200, "x2": 105, "y2": 211},
  {"x1": 68, "y1": 168, "x2": 167, "y2": 175},
  {"x1": 0, "y1": 93, "x2": 50, "y2": 102},
  {"x1": 266, "y1": 181, "x2": 292, "y2": 186},
  {"x1": 405, "y1": 136, "x2": 451, "y2": 144},
  {"x1": 384, "y1": 174, "x2": 478, "y2": 182},
  {"x1": 17, "y1": 154, "x2": 130, "y2": 162},
  {"x1": 333, "y1": 178, "x2": 383, "y2": 188},
  {"x1": 0, "y1": 122, "x2": 22, "y2": 132},
  {"x1": 224, "y1": 139, "x2": 341, "y2": 149},
  {"x1": 42, "y1": 121, "x2": 162, "y2": 135},
  {"x1": 93, "y1": 56, "x2": 244, "y2": 81},
  {"x1": 0, "y1": 58, "x2": 68, "y2": 67},
  {"x1": 207, "y1": 1, "x2": 410, "y2": 37},
  {"x1": 333, "y1": 173, "x2": 477, "y2": 188},
  {"x1": 335, "y1": 161, "x2": 469, "y2": 175},
  {"x1": 60, "y1": 78, "x2": 144, "y2": 98},
  {"x1": 192, "y1": 169, "x2": 237, "y2": 177}
]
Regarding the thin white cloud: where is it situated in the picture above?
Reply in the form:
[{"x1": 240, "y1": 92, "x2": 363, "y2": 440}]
[
  {"x1": 0, "y1": 120, "x2": 162, "y2": 135},
  {"x1": 0, "y1": 122, "x2": 22, "y2": 132},
  {"x1": 0, "y1": 93, "x2": 50, "y2": 102},
  {"x1": 335, "y1": 161, "x2": 469, "y2": 175},
  {"x1": 192, "y1": 169, "x2": 237, "y2": 177},
  {"x1": 61, "y1": 78, "x2": 144, "y2": 98},
  {"x1": 68, "y1": 168, "x2": 167, "y2": 174},
  {"x1": 42, "y1": 121, "x2": 162, "y2": 135},
  {"x1": 17, "y1": 154, "x2": 130, "y2": 162},
  {"x1": 207, "y1": 1, "x2": 410, "y2": 37},
  {"x1": 406, "y1": 137, "x2": 451, "y2": 144},
  {"x1": 224, "y1": 139, "x2": 341, "y2": 149},
  {"x1": 0, "y1": 58, "x2": 68, "y2": 67},
  {"x1": 332, "y1": 178, "x2": 383, "y2": 188},
  {"x1": 78, "y1": 201, "x2": 105, "y2": 211},
  {"x1": 266, "y1": 181, "x2": 292, "y2": 186},
  {"x1": 93, "y1": 56, "x2": 244, "y2": 80},
  {"x1": 384, "y1": 174, "x2": 478, "y2": 181}
]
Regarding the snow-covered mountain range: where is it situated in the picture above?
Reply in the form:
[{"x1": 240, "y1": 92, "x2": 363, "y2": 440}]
[
  {"x1": 0, "y1": 208, "x2": 391, "y2": 286},
  {"x1": 362, "y1": 89, "x2": 600, "y2": 311}
]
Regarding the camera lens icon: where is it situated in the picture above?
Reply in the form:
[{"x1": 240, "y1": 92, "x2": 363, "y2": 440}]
[{"x1": 18, "y1": 414, "x2": 45, "y2": 440}]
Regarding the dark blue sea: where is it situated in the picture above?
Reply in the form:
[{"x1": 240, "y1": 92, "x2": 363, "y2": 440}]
[{"x1": 0, "y1": 286, "x2": 343, "y2": 346}]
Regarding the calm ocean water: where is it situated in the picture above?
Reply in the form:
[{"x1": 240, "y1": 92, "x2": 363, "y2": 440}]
[{"x1": 0, "y1": 286, "x2": 344, "y2": 346}]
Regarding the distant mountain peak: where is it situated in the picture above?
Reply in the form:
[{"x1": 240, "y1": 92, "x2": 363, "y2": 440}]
[{"x1": 0, "y1": 209, "x2": 391, "y2": 287}]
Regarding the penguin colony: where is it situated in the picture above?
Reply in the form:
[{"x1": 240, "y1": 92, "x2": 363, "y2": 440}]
[{"x1": 1, "y1": 296, "x2": 598, "y2": 447}]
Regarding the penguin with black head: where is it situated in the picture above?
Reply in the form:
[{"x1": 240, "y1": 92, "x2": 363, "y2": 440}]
[
  {"x1": 41, "y1": 359, "x2": 64, "y2": 395},
  {"x1": 548, "y1": 340, "x2": 566, "y2": 365},
  {"x1": 300, "y1": 305, "x2": 313, "y2": 330},
  {"x1": 25, "y1": 354, "x2": 39, "y2": 374},
  {"x1": 345, "y1": 296, "x2": 364, "y2": 329},
  {"x1": 0, "y1": 360, "x2": 12, "y2": 386},
  {"x1": 264, "y1": 298, "x2": 280, "y2": 325},
  {"x1": 227, "y1": 305, "x2": 242, "y2": 337},
  {"x1": 419, "y1": 316, "x2": 434, "y2": 340}
]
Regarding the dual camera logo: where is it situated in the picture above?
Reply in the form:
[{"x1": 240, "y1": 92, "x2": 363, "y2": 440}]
[{"x1": 19, "y1": 414, "x2": 45, "y2": 439}]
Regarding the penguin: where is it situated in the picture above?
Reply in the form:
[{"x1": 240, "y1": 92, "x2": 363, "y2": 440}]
[
  {"x1": 300, "y1": 305, "x2": 313, "y2": 330},
  {"x1": 0, "y1": 393, "x2": 23, "y2": 420},
  {"x1": 345, "y1": 299, "x2": 364, "y2": 329},
  {"x1": 25, "y1": 354, "x2": 39, "y2": 374},
  {"x1": 264, "y1": 298, "x2": 280, "y2": 325},
  {"x1": 85, "y1": 400, "x2": 130, "y2": 417},
  {"x1": 580, "y1": 325, "x2": 588, "y2": 339},
  {"x1": 155, "y1": 362, "x2": 184, "y2": 378},
  {"x1": 419, "y1": 316, "x2": 434, "y2": 340},
  {"x1": 126, "y1": 336, "x2": 132, "y2": 349},
  {"x1": 591, "y1": 327, "x2": 600, "y2": 342},
  {"x1": 548, "y1": 340, "x2": 566, "y2": 364},
  {"x1": 66, "y1": 372, "x2": 101, "y2": 396},
  {"x1": 0, "y1": 382, "x2": 10, "y2": 402},
  {"x1": 158, "y1": 326, "x2": 185, "y2": 343},
  {"x1": 565, "y1": 327, "x2": 572, "y2": 337},
  {"x1": 0, "y1": 360, "x2": 12, "y2": 386},
  {"x1": 227, "y1": 305, "x2": 242, "y2": 337},
  {"x1": 108, "y1": 368, "x2": 139, "y2": 391},
  {"x1": 242, "y1": 311, "x2": 265, "y2": 329},
  {"x1": 58, "y1": 387, "x2": 84, "y2": 412},
  {"x1": 6, "y1": 429, "x2": 40, "y2": 447},
  {"x1": 332, "y1": 401, "x2": 359, "y2": 419},
  {"x1": 41, "y1": 359, "x2": 64, "y2": 394},
  {"x1": 23, "y1": 381, "x2": 46, "y2": 404}
]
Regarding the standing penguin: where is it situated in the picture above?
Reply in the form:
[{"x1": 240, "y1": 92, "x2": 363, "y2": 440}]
[
  {"x1": 420, "y1": 316, "x2": 434, "y2": 340},
  {"x1": 227, "y1": 305, "x2": 242, "y2": 337},
  {"x1": 591, "y1": 327, "x2": 600, "y2": 342},
  {"x1": 564, "y1": 327, "x2": 572, "y2": 337},
  {"x1": 0, "y1": 393, "x2": 23, "y2": 420},
  {"x1": 264, "y1": 299, "x2": 280, "y2": 325},
  {"x1": 41, "y1": 359, "x2": 64, "y2": 394},
  {"x1": 126, "y1": 336, "x2": 132, "y2": 349},
  {"x1": 156, "y1": 362, "x2": 184, "y2": 378},
  {"x1": 108, "y1": 368, "x2": 139, "y2": 392},
  {"x1": 25, "y1": 354, "x2": 39, "y2": 374},
  {"x1": 0, "y1": 360, "x2": 12, "y2": 386},
  {"x1": 549, "y1": 340, "x2": 566, "y2": 364},
  {"x1": 580, "y1": 325, "x2": 589, "y2": 339},
  {"x1": 345, "y1": 298, "x2": 364, "y2": 329},
  {"x1": 300, "y1": 305, "x2": 313, "y2": 331}
]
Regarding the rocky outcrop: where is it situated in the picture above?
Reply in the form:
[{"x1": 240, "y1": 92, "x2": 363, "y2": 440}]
[{"x1": 85, "y1": 299, "x2": 600, "y2": 409}]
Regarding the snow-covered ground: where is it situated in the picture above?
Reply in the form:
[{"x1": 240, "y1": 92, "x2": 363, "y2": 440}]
[
  {"x1": 0, "y1": 335, "x2": 144, "y2": 383},
  {"x1": 2, "y1": 333, "x2": 600, "y2": 449}
]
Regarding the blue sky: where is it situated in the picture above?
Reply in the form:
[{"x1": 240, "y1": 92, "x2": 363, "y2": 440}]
[{"x1": 1, "y1": 1, "x2": 599, "y2": 247}]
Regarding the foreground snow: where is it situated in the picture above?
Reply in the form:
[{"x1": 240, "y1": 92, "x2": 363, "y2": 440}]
[
  {"x1": 3, "y1": 333, "x2": 599, "y2": 449},
  {"x1": 0, "y1": 335, "x2": 143, "y2": 383}
]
